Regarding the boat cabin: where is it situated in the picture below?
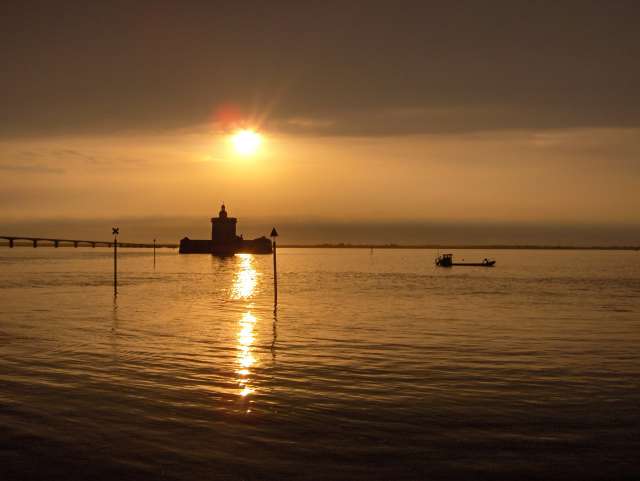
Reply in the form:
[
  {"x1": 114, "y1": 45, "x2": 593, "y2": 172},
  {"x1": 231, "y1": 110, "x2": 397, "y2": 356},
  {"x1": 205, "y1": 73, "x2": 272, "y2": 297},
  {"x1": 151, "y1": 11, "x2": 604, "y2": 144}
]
[{"x1": 435, "y1": 253, "x2": 453, "y2": 267}]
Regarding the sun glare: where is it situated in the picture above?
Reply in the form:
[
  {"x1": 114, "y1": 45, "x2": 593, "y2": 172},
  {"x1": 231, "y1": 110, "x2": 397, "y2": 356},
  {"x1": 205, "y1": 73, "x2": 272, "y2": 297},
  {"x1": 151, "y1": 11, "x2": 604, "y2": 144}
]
[{"x1": 232, "y1": 129, "x2": 261, "y2": 156}]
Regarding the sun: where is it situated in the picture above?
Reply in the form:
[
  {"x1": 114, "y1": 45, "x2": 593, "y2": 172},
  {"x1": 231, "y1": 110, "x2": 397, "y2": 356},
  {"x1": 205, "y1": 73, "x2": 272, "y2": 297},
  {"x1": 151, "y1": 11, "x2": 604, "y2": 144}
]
[{"x1": 231, "y1": 129, "x2": 262, "y2": 156}]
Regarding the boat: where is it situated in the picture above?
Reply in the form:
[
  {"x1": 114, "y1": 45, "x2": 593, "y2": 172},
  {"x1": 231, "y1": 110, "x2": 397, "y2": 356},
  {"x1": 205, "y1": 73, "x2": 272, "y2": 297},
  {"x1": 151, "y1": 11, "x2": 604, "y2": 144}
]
[{"x1": 435, "y1": 253, "x2": 495, "y2": 267}]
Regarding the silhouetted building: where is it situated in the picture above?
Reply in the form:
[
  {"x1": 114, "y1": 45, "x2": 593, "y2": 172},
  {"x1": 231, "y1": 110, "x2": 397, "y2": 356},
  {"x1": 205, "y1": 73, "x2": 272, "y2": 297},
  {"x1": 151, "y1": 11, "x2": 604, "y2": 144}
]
[{"x1": 179, "y1": 204, "x2": 272, "y2": 255}]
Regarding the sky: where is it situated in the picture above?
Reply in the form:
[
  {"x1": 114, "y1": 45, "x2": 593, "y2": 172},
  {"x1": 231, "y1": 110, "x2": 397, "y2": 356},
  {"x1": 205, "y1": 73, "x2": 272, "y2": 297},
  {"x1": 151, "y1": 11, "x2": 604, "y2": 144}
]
[{"x1": 1, "y1": 1, "x2": 639, "y2": 243}]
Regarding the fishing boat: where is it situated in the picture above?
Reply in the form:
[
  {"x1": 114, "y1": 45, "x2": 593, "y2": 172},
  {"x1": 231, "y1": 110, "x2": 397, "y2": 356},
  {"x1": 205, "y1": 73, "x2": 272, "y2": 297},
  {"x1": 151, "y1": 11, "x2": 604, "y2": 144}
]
[{"x1": 435, "y1": 253, "x2": 495, "y2": 267}]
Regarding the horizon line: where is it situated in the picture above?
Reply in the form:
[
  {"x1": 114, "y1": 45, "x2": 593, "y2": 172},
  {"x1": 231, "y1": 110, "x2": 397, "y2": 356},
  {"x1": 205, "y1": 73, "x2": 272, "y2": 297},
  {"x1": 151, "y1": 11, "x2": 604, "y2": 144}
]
[{"x1": 2, "y1": 241, "x2": 639, "y2": 251}]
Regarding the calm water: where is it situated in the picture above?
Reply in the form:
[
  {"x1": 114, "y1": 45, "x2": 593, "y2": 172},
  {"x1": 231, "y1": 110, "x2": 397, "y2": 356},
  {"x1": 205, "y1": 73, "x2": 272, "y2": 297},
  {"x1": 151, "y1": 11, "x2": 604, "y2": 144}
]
[{"x1": 1, "y1": 248, "x2": 639, "y2": 480}]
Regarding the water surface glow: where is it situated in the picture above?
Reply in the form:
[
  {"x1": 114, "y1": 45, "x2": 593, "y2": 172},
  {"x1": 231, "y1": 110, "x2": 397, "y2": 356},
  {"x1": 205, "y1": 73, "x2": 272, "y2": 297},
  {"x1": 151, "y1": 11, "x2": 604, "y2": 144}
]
[
  {"x1": 237, "y1": 311, "x2": 257, "y2": 398},
  {"x1": 0, "y1": 248, "x2": 639, "y2": 480},
  {"x1": 230, "y1": 254, "x2": 260, "y2": 399},
  {"x1": 231, "y1": 253, "x2": 257, "y2": 299}
]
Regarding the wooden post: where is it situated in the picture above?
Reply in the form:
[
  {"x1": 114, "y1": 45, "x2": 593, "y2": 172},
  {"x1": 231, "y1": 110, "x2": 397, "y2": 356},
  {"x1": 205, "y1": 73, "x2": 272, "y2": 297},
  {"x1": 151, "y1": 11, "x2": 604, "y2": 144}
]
[
  {"x1": 114, "y1": 238, "x2": 117, "y2": 295},
  {"x1": 273, "y1": 239, "x2": 277, "y2": 306},
  {"x1": 112, "y1": 227, "x2": 119, "y2": 295},
  {"x1": 271, "y1": 309, "x2": 277, "y2": 360},
  {"x1": 270, "y1": 227, "x2": 279, "y2": 308}
]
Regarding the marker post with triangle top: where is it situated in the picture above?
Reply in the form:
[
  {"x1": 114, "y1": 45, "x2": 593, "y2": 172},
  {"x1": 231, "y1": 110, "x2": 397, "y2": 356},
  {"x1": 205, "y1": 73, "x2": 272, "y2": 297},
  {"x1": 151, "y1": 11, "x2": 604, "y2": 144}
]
[
  {"x1": 112, "y1": 227, "x2": 119, "y2": 296},
  {"x1": 271, "y1": 227, "x2": 279, "y2": 308}
]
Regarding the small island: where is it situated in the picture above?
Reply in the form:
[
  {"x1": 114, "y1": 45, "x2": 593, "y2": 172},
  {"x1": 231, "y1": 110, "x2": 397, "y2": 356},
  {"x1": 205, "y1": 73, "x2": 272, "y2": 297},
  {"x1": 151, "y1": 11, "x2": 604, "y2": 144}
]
[{"x1": 179, "y1": 204, "x2": 272, "y2": 256}]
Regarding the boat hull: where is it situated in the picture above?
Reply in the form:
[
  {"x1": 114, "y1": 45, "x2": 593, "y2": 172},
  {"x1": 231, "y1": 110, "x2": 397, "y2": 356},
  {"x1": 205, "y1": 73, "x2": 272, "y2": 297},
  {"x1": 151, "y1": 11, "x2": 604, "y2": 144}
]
[
  {"x1": 452, "y1": 262, "x2": 495, "y2": 267},
  {"x1": 435, "y1": 253, "x2": 495, "y2": 267}
]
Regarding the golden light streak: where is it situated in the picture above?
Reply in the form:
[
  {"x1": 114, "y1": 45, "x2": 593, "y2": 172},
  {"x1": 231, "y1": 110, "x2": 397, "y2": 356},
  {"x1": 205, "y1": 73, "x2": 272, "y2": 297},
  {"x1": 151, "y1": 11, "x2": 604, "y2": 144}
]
[
  {"x1": 232, "y1": 255, "x2": 260, "y2": 401},
  {"x1": 231, "y1": 254, "x2": 257, "y2": 299}
]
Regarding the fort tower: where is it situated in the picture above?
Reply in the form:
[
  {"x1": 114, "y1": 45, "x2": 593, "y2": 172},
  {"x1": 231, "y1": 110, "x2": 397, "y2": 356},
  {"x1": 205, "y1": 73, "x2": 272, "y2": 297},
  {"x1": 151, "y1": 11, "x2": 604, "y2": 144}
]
[
  {"x1": 211, "y1": 204, "x2": 238, "y2": 245},
  {"x1": 180, "y1": 203, "x2": 271, "y2": 255}
]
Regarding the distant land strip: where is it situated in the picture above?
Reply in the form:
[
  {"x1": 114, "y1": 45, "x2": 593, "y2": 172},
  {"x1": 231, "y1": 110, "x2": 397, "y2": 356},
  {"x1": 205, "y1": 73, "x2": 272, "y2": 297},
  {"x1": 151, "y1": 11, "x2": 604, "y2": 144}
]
[
  {"x1": 1, "y1": 242, "x2": 638, "y2": 250},
  {"x1": 0, "y1": 241, "x2": 178, "y2": 248},
  {"x1": 281, "y1": 244, "x2": 640, "y2": 251}
]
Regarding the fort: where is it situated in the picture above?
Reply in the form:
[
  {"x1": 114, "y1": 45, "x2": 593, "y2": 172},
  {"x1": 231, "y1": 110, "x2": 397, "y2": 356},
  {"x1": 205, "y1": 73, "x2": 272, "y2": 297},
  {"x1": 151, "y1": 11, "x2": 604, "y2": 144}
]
[{"x1": 179, "y1": 204, "x2": 272, "y2": 255}]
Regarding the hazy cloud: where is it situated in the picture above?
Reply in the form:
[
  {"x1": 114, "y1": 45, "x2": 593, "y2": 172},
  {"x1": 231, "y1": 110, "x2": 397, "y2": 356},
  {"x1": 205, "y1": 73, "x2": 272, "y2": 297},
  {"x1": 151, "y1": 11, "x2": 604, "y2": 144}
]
[
  {"x1": 2, "y1": 216, "x2": 639, "y2": 247},
  {"x1": 1, "y1": 2, "x2": 639, "y2": 229},
  {"x1": 0, "y1": 163, "x2": 65, "y2": 174},
  {"x1": 1, "y1": 1, "x2": 639, "y2": 138}
]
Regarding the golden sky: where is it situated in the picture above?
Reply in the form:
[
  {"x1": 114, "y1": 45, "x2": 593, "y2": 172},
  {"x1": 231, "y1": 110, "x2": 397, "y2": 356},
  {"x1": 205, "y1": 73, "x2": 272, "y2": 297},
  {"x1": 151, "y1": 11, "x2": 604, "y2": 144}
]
[
  {"x1": 1, "y1": 2, "x2": 639, "y2": 230},
  {"x1": 2, "y1": 127, "x2": 639, "y2": 225}
]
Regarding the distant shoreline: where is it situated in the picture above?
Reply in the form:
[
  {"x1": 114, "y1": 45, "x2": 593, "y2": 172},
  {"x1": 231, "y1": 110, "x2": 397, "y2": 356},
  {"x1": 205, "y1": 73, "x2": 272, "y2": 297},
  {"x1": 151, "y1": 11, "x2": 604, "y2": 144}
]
[
  {"x1": 281, "y1": 244, "x2": 640, "y2": 251},
  {"x1": 1, "y1": 242, "x2": 638, "y2": 251}
]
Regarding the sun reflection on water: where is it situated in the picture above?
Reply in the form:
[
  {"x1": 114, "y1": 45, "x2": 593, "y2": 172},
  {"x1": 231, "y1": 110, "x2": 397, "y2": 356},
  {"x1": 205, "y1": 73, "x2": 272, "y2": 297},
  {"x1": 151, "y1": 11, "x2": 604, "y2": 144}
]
[
  {"x1": 232, "y1": 254, "x2": 259, "y2": 401},
  {"x1": 237, "y1": 311, "x2": 258, "y2": 398},
  {"x1": 231, "y1": 254, "x2": 257, "y2": 300}
]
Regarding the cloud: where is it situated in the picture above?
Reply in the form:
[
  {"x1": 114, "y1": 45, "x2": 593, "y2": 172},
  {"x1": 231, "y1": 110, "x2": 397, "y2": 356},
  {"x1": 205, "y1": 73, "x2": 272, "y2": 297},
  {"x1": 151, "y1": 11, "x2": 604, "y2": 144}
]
[
  {"x1": 1, "y1": 2, "x2": 639, "y2": 138},
  {"x1": 0, "y1": 143, "x2": 157, "y2": 178},
  {"x1": 0, "y1": 163, "x2": 65, "y2": 174}
]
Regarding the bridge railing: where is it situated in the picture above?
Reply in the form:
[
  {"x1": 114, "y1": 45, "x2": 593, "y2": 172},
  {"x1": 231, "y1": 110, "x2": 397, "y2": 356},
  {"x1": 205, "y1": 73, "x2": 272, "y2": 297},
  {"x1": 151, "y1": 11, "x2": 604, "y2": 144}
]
[{"x1": 0, "y1": 236, "x2": 177, "y2": 249}]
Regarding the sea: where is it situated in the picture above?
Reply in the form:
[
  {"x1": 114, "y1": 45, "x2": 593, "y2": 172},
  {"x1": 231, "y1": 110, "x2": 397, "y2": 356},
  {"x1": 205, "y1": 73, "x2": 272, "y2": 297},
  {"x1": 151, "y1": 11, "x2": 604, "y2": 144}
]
[{"x1": 1, "y1": 248, "x2": 639, "y2": 480}]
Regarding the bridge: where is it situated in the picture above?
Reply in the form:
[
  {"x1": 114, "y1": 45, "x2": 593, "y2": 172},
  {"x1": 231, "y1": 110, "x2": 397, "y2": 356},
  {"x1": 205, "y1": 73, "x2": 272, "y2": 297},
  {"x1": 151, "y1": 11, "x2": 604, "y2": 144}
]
[{"x1": 0, "y1": 236, "x2": 178, "y2": 249}]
